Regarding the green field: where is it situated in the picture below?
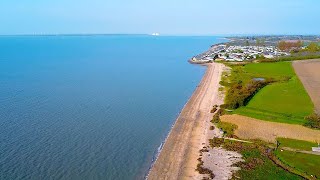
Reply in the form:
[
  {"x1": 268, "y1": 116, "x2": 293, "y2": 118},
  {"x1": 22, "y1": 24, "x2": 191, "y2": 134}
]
[
  {"x1": 277, "y1": 138, "x2": 318, "y2": 151},
  {"x1": 230, "y1": 62, "x2": 313, "y2": 124},
  {"x1": 244, "y1": 62, "x2": 295, "y2": 78},
  {"x1": 226, "y1": 62, "x2": 295, "y2": 84},
  {"x1": 275, "y1": 150, "x2": 320, "y2": 178},
  {"x1": 275, "y1": 138, "x2": 320, "y2": 178}
]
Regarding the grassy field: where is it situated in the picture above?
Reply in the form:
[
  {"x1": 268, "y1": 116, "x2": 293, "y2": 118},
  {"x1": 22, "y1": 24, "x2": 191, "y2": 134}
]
[
  {"x1": 225, "y1": 62, "x2": 295, "y2": 85},
  {"x1": 277, "y1": 138, "x2": 318, "y2": 151},
  {"x1": 275, "y1": 150, "x2": 320, "y2": 178},
  {"x1": 244, "y1": 62, "x2": 295, "y2": 78},
  {"x1": 228, "y1": 62, "x2": 313, "y2": 124}
]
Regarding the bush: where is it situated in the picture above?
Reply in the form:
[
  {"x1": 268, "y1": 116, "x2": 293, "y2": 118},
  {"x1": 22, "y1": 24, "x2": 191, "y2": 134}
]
[
  {"x1": 209, "y1": 137, "x2": 224, "y2": 148},
  {"x1": 219, "y1": 104, "x2": 228, "y2": 109},
  {"x1": 217, "y1": 122, "x2": 238, "y2": 137},
  {"x1": 196, "y1": 158, "x2": 215, "y2": 179},
  {"x1": 217, "y1": 108, "x2": 226, "y2": 116},
  {"x1": 211, "y1": 114, "x2": 220, "y2": 123},
  {"x1": 257, "y1": 58, "x2": 278, "y2": 63},
  {"x1": 210, "y1": 126, "x2": 215, "y2": 130},
  {"x1": 219, "y1": 80, "x2": 230, "y2": 87},
  {"x1": 224, "y1": 80, "x2": 269, "y2": 109},
  {"x1": 306, "y1": 42, "x2": 320, "y2": 52},
  {"x1": 211, "y1": 107, "x2": 226, "y2": 124},
  {"x1": 255, "y1": 54, "x2": 266, "y2": 60},
  {"x1": 210, "y1": 105, "x2": 218, "y2": 113},
  {"x1": 304, "y1": 113, "x2": 320, "y2": 129}
]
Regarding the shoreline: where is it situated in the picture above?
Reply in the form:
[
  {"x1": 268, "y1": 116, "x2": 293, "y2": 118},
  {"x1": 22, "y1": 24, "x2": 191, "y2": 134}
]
[
  {"x1": 147, "y1": 62, "x2": 225, "y2": 179},
  {"x1": 145, "y1": 64, "x2": 207, "y2": 179}
]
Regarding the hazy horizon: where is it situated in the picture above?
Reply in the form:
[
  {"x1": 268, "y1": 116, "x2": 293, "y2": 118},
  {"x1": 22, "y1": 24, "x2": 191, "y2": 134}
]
[
  {"x1": 0, "y1": 33, "x2": 319, "y2": 36},
  {"x1": 1, "y1": 0, "x2": 319, "y2": 35}
]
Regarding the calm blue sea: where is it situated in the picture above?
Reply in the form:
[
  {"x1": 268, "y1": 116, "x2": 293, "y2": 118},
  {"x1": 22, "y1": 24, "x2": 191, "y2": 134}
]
[{"x1": 0, "y1": 35, "x2": 225, "y2": 180}]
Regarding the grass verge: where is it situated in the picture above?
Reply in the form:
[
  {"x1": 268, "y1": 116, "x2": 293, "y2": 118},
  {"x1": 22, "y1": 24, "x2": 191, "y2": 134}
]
[
  {"x1": 277, "y1": 138, "x2": 318, "y2": 151},
  {"x1": 275, "y1": 150, "x2": 320, "y2": 179}
]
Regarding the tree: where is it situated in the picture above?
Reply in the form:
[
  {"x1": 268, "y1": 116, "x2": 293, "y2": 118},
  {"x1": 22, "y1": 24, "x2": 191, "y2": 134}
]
[
  {"x1": 245, "y1": 40, "x2": 250, "y2": 46},
  {"x1": 307, "y1": 42, "x2": 320, "y2": 52},
  {"x1": 278, "y1": 41, "x2": 286, "y2": 51},
  {"x1": 256, "y1": 39, "x2": 261, "y2": 46},
  {"x1": 278, "y1": 40, "x2": 303, "y2": 51},
  {"x1": 299, "y1": 40, "x2": 304, "y2": 47},
  {"x1": 261, "y1": 38, "x2": 266, "y2": 46}
]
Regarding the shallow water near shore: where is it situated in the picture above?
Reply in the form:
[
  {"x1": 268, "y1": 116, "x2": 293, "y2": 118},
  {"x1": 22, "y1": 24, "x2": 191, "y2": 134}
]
[{"x1": 0, "y1": 35, "x2": 225, "y2": 179}]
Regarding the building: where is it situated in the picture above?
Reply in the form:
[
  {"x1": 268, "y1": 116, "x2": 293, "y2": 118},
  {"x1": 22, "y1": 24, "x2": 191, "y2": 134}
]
[{"x1": 312, "y1": 146, "x2": 320, "y2": 152}]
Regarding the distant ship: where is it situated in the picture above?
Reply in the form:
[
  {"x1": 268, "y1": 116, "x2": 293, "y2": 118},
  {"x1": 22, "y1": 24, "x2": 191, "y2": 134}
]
[{"x1": 151, "y1": 33, "x2": 160, "y2": 36}]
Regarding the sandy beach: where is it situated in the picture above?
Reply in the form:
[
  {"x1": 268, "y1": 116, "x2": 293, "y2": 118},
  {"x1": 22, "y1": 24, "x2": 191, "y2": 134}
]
[{"x1": 147, "y1": 62, "x2": 227, "y2": 180}]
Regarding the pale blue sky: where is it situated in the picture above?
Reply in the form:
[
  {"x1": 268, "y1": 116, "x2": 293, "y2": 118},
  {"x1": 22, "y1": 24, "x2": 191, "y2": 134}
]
[{"x1": 0, "y1": 0, "x2": 319, "y2": 35}]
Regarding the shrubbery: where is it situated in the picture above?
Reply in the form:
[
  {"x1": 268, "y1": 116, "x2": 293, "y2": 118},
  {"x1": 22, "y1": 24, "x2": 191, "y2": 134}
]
[
  {"x1": 219, "y1": 80, "x2": 230, "y2": 87},
  {"x1": 277, "y1": 54, "x2": 320, "y2": 61},
  {"x1": 224, "y1": 80, "x2": 269, "y2": 109},
  {"x1": 211, "y1": 113, "x2": 220, "y2": 123},
  {"x1": 304, "y1": 113, "x2": 320, "y2": 129},
  {"x1": 211, "y1": 108, "x2": 226, "y2": 123},
  {"x1": 196, "y1": 147, "x2": 215, "y2": 179},
  {"x1": 210, "y1": 105, "x2": 218, "y2": 113},
  {"x1": 196, "y1": 158, "x2": 215, "y2": 179},
  {"x1": 217, "y1": 122, "x2": 238, "y2": 137},
  {"x1": 209, "y1": 137, "x2": 224, "y2": 148},
  {"x1": 259, "y1": 53, "x2": 320, "y2": 63}
]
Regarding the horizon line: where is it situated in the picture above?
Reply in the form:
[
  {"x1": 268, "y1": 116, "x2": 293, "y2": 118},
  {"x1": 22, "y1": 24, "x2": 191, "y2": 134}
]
[{"x1": 0, "y1": 33, "x2": 319, "y2": 37}]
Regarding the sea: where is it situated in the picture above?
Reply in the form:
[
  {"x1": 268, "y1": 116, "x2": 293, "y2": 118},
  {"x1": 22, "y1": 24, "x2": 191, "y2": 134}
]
[{"x1": 0, "y1": 35, "x2": 226, "y2": 180}]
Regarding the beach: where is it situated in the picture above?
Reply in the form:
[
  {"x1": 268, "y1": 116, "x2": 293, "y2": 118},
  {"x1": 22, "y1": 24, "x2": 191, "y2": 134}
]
[{"x1": 148, "y1": 62, "x2": 225, "y2": 179}]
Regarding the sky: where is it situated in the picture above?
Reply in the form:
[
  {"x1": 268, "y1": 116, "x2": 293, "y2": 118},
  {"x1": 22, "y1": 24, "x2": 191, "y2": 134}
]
[{"x1": 0, "y1": 0, "x2": 319, "y2": 35}]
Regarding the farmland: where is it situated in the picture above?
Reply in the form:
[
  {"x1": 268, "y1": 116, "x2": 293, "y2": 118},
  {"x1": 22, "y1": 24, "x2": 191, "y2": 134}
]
[
  {"x1": 223, "y1": 62, "x2": 314, "y2": 124},
  {"x1": 234, "y1": 75, "x2": 313, "y2": 124},
  {"x1": 293, "y1": 60, "x2": 320, "y2": 114},
  {"x1": 217, "y1": 114, "x2": 320, "y2": 179},
  {"x1": 220, "y1": 114, "x2": 320, "y2": 143},
  {"x1": 216, "y1": 60, "x2": 320, "y2": 179}
]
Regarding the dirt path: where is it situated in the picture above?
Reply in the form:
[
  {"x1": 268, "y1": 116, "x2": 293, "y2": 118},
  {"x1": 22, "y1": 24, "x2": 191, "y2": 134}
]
[
  {"x1": 147, "y1": 63, "x2": 226, "y2": 180},
  {"x1": 280, "y1": 147, "x2": 320, "y2": 156},
  {"x1": 293, "y1": 59, "x2": 320, "y2": 114}
]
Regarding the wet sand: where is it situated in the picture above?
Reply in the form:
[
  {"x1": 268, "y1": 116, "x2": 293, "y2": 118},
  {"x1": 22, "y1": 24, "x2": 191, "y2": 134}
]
[{"x1": 147, "y1": 63, "x2": 225, "y2": 180}]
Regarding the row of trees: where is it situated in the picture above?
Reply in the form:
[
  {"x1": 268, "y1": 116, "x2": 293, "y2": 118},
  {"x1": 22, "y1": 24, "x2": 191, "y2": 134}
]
[
  {"x1": 278, "y1": 40, "x2": 303, "y2": 51},
  {"x1": 278, "y1": 40, "x2": 320, "y2": 52}
]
